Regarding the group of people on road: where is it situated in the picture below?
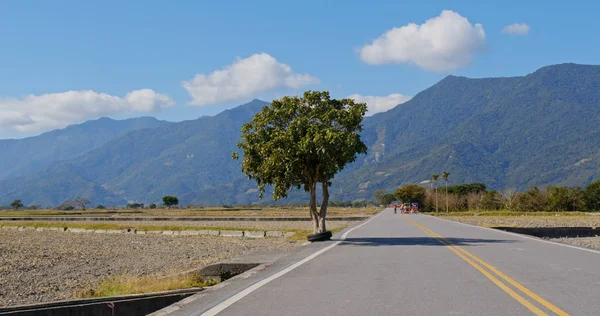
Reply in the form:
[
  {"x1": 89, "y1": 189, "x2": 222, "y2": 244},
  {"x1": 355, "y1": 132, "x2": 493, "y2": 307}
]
[{"x1": 393, "y1": 203, "x2": 418, "y2": 214}]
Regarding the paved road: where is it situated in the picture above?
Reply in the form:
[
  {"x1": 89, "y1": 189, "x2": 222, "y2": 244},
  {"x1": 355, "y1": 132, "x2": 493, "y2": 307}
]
[{"x1": 170, "y1": 209, "x2": 600, "y2": 315}]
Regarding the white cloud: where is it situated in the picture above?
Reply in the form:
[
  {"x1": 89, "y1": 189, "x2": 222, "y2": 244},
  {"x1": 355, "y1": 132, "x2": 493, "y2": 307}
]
[
  {"x1": 502, "y1": 23, "x2": 530, "y2": 35},
  {"x1": 0, "y1": 89, "x2": 174, "y2": 133},
  {"x1": 182, "y1": 53, "x2": 319, "y2": 106},
  {"x1": 348, "y1": 93, "x2": 412, "y2": 116},
  {"x1": 359, "y1": 10, "x2": 486, "y2": 72}
]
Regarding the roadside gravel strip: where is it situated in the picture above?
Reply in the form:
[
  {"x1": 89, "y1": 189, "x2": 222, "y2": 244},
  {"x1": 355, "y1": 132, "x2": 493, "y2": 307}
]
[
  {"x1": 552, "y1": 236, "x2": 600, "y2": 250},
  {"x1": 0, "y1": 230, "x2": 300, "y2": 307},
  {"x1": 441, "y1": 215, "x2": 600, "y2": 251}
]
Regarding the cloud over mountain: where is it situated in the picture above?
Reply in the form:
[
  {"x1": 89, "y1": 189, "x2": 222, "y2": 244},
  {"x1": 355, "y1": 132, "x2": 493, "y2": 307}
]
[
  {"x1": 182, "y1": 53, "x2": 319, "y2": 106},
  {"x1": 359, "y1": 10, "x2": 486, "y2": 72},
  {"x1": 0, "y1": 89, "x2": 174, "y2": 133}
]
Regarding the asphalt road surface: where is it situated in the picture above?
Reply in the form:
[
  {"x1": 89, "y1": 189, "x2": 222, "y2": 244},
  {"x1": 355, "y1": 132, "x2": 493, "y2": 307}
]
[{"x1": 170, "y1": 209, "x2": 600, "y2": 316}]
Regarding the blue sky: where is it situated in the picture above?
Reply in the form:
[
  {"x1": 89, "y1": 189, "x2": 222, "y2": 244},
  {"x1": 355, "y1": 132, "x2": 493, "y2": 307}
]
[{"x1": 1, "y1": 0, "x2": 599, "y2": 138}]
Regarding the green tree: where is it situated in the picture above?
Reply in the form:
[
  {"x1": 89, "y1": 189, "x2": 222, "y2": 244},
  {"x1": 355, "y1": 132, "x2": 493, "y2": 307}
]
[
  {"x1": 373, "y1": 190, "x2": 395, "y2": 206},
  {"x1": 547, "y1": 186, "x2": 584, "y2": 212},
  {"x1": 431, "y1": 174, "x2": 439, "y2": 212},
  {"x1": 148, "y1": 203, "x2": 157, "y2": 209},
  {"x1": 514, "y1": 187, "x2": 549, "y2": 211},
  {"x1": 441, "y1": 172, "x2": 450, "y2": 213},
  {"x1": 10, "y1": 199, "x2": 24, "y2": 211},
  {"x1": 584, "y1": 180, "x2": 600, "y2": 211},
  {"x1": 233, "y1": 91, "x2": 367, "y2": 235},
  {"x1": 395, "y1": 185, "x2": 426, "y2": 206},
  {"x1": 162, "y1": 196, "x2": 179, "y2": 209}
]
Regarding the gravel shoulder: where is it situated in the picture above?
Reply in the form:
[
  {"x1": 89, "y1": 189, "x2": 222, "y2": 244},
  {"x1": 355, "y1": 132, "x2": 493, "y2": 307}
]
[
  {"x1": 440, "y1": 215, "x2": 600, "y2": 228},
  {"x1": 0, "y1": 230, "x2": 300, "y2": 307},
  {"x1": 439, "y1": 215, "x2": 600, "y2": 252},
  {"x1": 552, "y1": 236, "x2": 600, "y2": 251}
]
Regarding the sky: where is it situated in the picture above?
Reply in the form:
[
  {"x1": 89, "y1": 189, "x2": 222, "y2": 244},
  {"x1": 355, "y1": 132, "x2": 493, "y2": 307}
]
[{"x1": 1, "y1": 0, "x2": 599, "y2": 139}]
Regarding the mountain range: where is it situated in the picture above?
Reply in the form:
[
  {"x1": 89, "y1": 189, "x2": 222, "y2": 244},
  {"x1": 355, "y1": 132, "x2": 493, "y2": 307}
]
[{"x1": 1, "y1": 63, "x2": 598, "y2": 207}]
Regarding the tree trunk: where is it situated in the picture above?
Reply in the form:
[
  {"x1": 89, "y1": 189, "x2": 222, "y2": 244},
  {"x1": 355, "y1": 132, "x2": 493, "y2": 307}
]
[
  {"x1": 308, "y1": 181, "x2": 329, "y2": 234},
  {"x1": 309, "y1": 182, "x2": 320, "y2": 233},
  {"x1": 317, "y1": 181, "x2": 329, "y2": 233},
  {"x1": 445, "y1": 181, "x2": 449, "y2": 213},
  {"x1": 435, "y1": 184, "x2": 438, "y2": 213}
]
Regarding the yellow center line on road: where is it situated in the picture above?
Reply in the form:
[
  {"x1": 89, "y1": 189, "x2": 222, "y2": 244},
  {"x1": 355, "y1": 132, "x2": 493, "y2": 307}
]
[{"x1": 402, "y1": 214, "x2": 569, "y2": 316}]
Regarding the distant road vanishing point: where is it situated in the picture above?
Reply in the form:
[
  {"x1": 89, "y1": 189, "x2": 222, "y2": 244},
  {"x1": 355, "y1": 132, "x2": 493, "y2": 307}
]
[{"x1": 168, "y1": 209, "x2": 600, "y2": 316}]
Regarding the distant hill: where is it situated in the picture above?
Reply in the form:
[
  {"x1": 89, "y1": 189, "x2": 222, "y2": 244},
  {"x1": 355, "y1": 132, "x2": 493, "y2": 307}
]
[
  {"x1": 0, "y1": 117, "x2": 168, "y2": 180},
  {"x1": 333, "y1": 63, "x2": 600, "y2": 200},
  {"x1": 0, "y1": 63, "x2": 599, "y2": 206}
]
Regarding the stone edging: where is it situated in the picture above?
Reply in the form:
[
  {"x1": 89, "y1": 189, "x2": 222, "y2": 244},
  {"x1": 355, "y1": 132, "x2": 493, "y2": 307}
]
[{"x1": 0, "y1": 226, "x2": 294, "y2": 238}]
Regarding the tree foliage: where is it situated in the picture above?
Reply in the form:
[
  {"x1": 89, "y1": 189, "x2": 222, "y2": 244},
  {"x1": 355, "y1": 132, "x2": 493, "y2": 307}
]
[
  {"x1": 162, "y1": 196, "x2": 179, "y2": 208},
  {"x1": 10, "y1": 199, "x2": 23, "y2": 210},
  {"x1": 373, "y1": 190, "x2": 395, "y2": 205},
  {"x1": 584, "y1": 180, "x2": 600, "y2": 211},
  {"x1": 395, "y1": 185, "x2": 426, "y2": 206},
  {"x1": 234, "y1": 91, "x2": 367, "y2": 234}
]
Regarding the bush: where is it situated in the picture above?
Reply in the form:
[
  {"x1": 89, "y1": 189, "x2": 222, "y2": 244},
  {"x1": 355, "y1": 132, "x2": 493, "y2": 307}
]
[
  {"x1": 514, "y1": 187, "x2": 549, "y2": 211},
  {"x1": 96, "y1": 205, "x2": 106, "y2": 209},
  {"x1": 126, "y1": 202, "x2": 145, "y2": 209},
  {"x1": 148, "y1": 203, "x2": 157, "y2": 209},
  {"x1": 584, "y1": 180, "x2": 600, "y2": 211}
]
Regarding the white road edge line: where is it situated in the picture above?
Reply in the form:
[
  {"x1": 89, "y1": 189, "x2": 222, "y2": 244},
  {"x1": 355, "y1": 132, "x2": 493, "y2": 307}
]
[
  {"x1": 428, "y1": 214, "x2": 600, "y2": 255},
  {"x1": 200, "y1": 209, "x2": 388, "y2": 316}
]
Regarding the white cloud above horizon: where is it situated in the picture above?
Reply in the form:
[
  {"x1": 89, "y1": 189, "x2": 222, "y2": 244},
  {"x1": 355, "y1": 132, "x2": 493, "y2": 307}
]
[
  {"x1": 348, "y1": 93, "x2": 412, "y2": 116},
  {"x1": 502, "y1": 23, "x2": 530, "y2": 35},
  {"x1": 359, "y1": 10, "x2": 486, "y2": 72},
  {"x1": 0, "y1": 89, "x2": 174, "y2": 133},
  {"x1": 182, "y1": 53, "x2": 319, "y2": 106}
]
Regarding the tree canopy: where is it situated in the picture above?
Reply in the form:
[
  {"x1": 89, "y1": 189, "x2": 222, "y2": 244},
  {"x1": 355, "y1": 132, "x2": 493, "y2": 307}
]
[
  {"x1": 395, "y1": 185, "x2": 426, "y2": 206},
  {"x1": 162, "y1": 196, "x2": 179, "y2": 208},
  {"x1": 234, "y1": 91, "x2": 367, "y2": 234},
  {"x1": 10, "y1": 199, "x2": 23, "y2": 210}
]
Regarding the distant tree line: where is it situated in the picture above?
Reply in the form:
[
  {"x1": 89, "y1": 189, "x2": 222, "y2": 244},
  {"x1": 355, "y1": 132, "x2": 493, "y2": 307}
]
[{"x1": 374, "y1": 179, "x2": 600, "y2": 212}]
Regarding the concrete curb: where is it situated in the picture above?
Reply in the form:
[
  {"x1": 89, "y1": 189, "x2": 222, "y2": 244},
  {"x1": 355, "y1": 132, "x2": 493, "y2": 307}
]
[{"x1": 0, "y1": 225, "x2": 294, "y2": 238}]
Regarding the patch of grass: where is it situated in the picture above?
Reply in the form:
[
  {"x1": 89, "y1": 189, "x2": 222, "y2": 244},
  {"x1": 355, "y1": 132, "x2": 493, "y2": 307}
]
[
  {"x1": 76, "y1": 274, "x2": 218, "y2": 298},
  {"x1": 284, "y1": 225, "x2": 349, "y2": 241}
]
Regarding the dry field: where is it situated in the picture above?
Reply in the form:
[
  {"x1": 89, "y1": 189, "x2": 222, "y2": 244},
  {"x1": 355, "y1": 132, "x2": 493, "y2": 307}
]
[
  {"x1": 0, "y1": 230, "x2": 301, "y2": 307},
  {"x1": 439, "y1": 215, "x2": 600, "y2": 228},
  {"x1": 0, "y1": 207, "x2": 379, "y2": 306},
  {"x1": 438, "y1": 213, "x2": 600, "y2": 251}
]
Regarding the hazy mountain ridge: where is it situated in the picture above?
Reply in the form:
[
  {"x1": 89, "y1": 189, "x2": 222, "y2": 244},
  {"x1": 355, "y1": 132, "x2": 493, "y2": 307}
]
[
  {"x1": 0, "y1": 117, "x2": 168, "y2": 181},
  {"x1": 1, "y1": 64, "x2": 599, "y2": 206}
]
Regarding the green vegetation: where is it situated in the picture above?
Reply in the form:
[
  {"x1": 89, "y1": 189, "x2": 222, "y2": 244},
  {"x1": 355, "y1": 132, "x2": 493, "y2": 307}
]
[
  {"x1": 420, "y1": 179, "x2": 600, "y2": 213},
  {"x1": 394, "y1": 185, "x2": 426, "y2": 207},
  {"x1": 162, "y1": 196, "x2": 179, "y2": 209},
  {"x1": 10, "y1": 199, "x2": 23, "y2": 211},
  {"x1": 373, "y1": 190, "x2": 395, "y2": 205},
  {"x1": 78, "y1": 274, "x2": 218, "y2": 298},
  {"x1": 234, "y1": 91, "x2": 367, "y2": 234}
]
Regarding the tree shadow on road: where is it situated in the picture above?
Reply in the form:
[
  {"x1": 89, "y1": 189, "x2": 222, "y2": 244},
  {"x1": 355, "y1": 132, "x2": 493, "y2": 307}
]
[{"x1": 337, "y1": 237, "x2": 516, "y2": 247}]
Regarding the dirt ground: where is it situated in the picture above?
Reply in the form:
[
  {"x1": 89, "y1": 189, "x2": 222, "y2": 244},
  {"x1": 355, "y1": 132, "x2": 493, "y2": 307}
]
[{"x1": 0, "y1": 230, "x2": 301, "y2": 307}]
